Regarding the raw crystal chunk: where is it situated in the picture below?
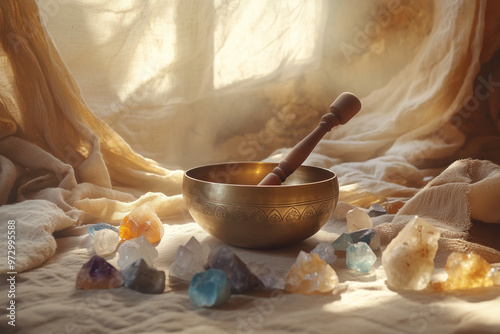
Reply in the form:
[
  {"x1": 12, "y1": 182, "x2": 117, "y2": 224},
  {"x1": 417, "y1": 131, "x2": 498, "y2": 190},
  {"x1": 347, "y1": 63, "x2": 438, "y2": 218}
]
[
  {"x1": 247, "y1": 262, "x2": 285, "y2": 290},
  {"x1": 331, "y1": 233, "x2": 353, "y2": 251},
  {"x1": 350, "y1": 228, "x2": 380, "y2": 250},
  {"x1": 285, "y1": 251, "x2": 339, "y2": 295},
  {"x1": 367, "y1": 203, "x2": 387, "y2": 217},
  {"x1": 169, "y1": 237, "x2": 211, "y2": 281},
  {"x1": 123, "y1": 258, "x2": 165, "y2": 294},
  {"x1": 117, "y1": 236, "x2": 158, "y2": 270},
  {"x1": 346, "y1": 242, "x2": 377, "y2": 273},
  {"x1": 189, "y1": 269, "x2": 231, "y2": 308},
  {"x1": 433, "y1": 253, "x2": 494, "y2": 291},
  {"x1": 333, "y1": 201, "x2": 357, "y2": 220},
  {"x1": 76, "y1": 255, "x2": 124, "y2": 290},
  {"x1": 119, "y1": 202, "x2": 164, "y2": 244},
  {"x1": 311, "y1": 243, "x2": 337, "y2": 265},
  {"x1": 207, "y1": 246, "x2": 263, "y2": 293},
  {"x1": 346, "y1": 208, "x2": 373, "y2": 233},
  {"x1": 93, "y1": 229, "x2": 120, "y2": 257},
  {"x1": 490, "y1": 265, "x2": 500, "y2": 285},
  {"x1": 382, "y1": 216, "x2": 440, "y2": 290},
  {"x1": 88, "y1": 222, "x2": 119, "y2": 236}
]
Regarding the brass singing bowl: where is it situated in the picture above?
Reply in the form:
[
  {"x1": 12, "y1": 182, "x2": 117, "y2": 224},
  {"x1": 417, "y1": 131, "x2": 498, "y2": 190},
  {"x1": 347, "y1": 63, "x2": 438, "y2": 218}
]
[{"x1": 183, "y1": 162, "x2": 339, "y2": 248}]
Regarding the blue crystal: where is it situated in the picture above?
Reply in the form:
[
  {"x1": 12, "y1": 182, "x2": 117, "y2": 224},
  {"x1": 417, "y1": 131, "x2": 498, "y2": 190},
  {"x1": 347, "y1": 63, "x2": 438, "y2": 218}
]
[
  {"x1": 346, "y1": 242, "x2": 377, "y2": 273},
  {"x1": 189, "y1": 269, "x2": 231, "y2": 308},
  {"x1": 331, "y1": 233, "x2": 353, "y2": 251},
  {"x1": 88, "y1": 223, "x2": 119, "y2": 236},
  {"x1": 350, "y1": 228, "x2": 380, "y2": 250}
]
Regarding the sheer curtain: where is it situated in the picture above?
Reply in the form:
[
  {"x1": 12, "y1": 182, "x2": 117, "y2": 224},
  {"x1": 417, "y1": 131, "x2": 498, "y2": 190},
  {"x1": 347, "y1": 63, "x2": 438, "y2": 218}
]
[{"x1": 1, "y1": 0, "x2": 500, "y2": 271}]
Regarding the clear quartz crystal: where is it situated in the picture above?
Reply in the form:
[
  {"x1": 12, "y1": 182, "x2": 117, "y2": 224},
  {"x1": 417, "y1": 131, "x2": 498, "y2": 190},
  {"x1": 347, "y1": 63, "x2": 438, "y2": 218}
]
[
  {"x1": 247, "y1": 262, "x2": 285, "y2": 290},
  {"x1": 490, "y1": 265, "x2": 500, "y2": 285},
  {"x1": 382, "y1": 216, "x2": 440, "y2": 290},
  {"x1": 311, "y1": 243, "x2": 337, "y2": 265},
  {"x1": 346, "y1": 208, "x2": 373, "y2": 233},
  {"x1": 117, "y1": 236, "x2": 158, "y2": 270},
  {"x1": 93, "y1": 229, "x2": 120, "y2": 256},
  {"x1": 169, "y1": 237, "x2": 210, "y2": 281}
]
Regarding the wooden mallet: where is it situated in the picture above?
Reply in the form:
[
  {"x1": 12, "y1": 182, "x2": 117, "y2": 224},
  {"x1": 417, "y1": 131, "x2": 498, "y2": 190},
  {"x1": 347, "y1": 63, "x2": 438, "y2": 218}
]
[{"x1": 258, "y1": 92, "x2": 361, "y2": 186}]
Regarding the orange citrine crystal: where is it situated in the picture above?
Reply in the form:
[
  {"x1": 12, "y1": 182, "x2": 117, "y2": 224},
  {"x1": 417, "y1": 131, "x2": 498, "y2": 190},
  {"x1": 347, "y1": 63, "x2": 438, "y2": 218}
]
[
  {"x1": 119, "y1": 202, "x2": 164, "y2": 244},
  {"x1": 433, "y1": 252, "x2": 494, "y2": 291}
]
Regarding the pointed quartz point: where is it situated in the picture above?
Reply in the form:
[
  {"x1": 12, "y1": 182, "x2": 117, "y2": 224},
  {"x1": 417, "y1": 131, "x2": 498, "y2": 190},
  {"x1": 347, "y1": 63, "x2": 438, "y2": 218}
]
[
  {"x1": 285, "y1": 251, "x2": 339, "y2": 295},
  {"x1": 76, "y1": 256, "x2": 124, "y2": 290},
  {"x1": 189, "y1": 269, "x2": 231, "y2": 308},
  {"x1": 117, "y1": 236, "x2": 158, "y2": 270},
  {"x1": 346, "y1": 208, "x2": 373, "y2": 233},
  {"x1": 382, "y1": 216, "x2": 440, "y2": 290},
  {"x1": 123, "y1": 258, "x2": 166, "y2": 294},
  {"x1": 207, "y1": 246, "x2": 263, "y2": 294},
  {"x1": 119, "y1": 202, "x2": 164, "y2": 244},
  {"x1": 247, "y1": 262, "x2": 286, "y2": 290},
  {"x1": 169, "y1": 237, "x2": 211, "y2": 281},
  {"x1": 433, "y1": 252, "x2": 494, "y2": 291}
]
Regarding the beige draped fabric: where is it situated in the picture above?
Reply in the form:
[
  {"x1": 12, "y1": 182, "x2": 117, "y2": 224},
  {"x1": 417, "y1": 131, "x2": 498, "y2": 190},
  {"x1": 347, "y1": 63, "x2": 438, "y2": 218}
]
[
  {"x1": 1, "y1": 0, "x2": 500, "y2": 271},
  {"x1": 2, "y1": 1, "x2": 500, "y2": 333}
]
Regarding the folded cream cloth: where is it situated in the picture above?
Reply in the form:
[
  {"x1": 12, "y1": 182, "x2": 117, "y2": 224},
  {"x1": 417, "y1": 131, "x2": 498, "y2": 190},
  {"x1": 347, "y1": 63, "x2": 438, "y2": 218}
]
[{"x1": 377, "y1": 158, "x2": 500, "y2": 264}]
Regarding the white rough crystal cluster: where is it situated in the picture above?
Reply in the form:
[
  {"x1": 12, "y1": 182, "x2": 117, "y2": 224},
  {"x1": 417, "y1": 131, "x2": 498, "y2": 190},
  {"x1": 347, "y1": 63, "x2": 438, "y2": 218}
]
[
  {"x1": 346, "y1": 208, "x2": 373, "y2": 233},
  {"x1": 382, "y1": 216, "x2": 440, "y2": 290},
  {"x1": 93, "y1": 229, "x2": 120, "y2": 256},
  {"x1": 169, "y1": 237, "x2": 210, "y2": 281},
  {"x1": 117, "y1": 236, "x2": 158, "y2": 270}
]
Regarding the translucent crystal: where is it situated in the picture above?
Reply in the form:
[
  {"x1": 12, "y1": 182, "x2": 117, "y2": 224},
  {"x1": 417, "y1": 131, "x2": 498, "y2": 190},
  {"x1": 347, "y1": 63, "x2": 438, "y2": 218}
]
[
  {"x1": 207, "y1": 246, "x2": 263, "y2": 294},
  {"x1": 333, "y1": 201, "x2": 357, "y2": 220},
  {"x1": 189, "y1": 269, "x2": 231, "y2": 308},
  {"x1": 93, "y1": 229, "x2": 120, "y2": 256},
  {"x1": 247, "y1": 262, "x2": 285, "y2": 290},
  {"x1": 382, "y1": 216, "x2": 440, "y2": 290},
  {"x1": 346, "y1": 242, "x2": 377, "y2": 273},
  {"x1": 331, "y1": 233, "x2": 353, "y2": 251},
  {"x1": 117, "y1": 236, "x2": 158, "y2": 270},
  {"x1": 367, "y1": 203, "x2": 387, "y2": 217},
  {"x1": 88, "y1": 222, "x2": 119, "y2": 236},
  {"x1": 433, "y1": 253, "x2": 494, "y2": 291},
  {"x1": 123, "y1": 258, "x2": 165, "y2": 294},
  {"x1": 169, "y1": 237, "x2": 211, "y2": 281},
  {"x1": 490, "y1": 265, "x2": 500, "y2": 285},
  {"x1": 120, "y1": 202, "x2": 164, "y2": 244},
  {"x1": 311, "y1": 243, "x2": 337, "y2": 265},
  {"x1": 285, "y1": 251, "x2": 339, "y2": 295},
  {"x1": 346, "y1": 208, "x2": 373, "y2": 233},
  {"x1": 75, "y1": 255, "x2": 123, "y2": 290},
  {"x1": 350, "y1": 228, "x2": 380, "y2": 250}
]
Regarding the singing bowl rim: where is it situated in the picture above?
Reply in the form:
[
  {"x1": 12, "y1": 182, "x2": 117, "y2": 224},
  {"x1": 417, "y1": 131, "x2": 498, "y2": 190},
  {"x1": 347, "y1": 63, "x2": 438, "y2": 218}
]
[{"x1": 182, "y1": 162, "x2": 339, "y2": 248}]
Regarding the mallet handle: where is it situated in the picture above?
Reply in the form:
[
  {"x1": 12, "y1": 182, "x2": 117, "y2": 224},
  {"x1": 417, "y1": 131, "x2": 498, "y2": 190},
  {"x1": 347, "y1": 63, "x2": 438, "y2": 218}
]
[{"x1": 258, "y1": 92, "x2": 361, "y2": 186}]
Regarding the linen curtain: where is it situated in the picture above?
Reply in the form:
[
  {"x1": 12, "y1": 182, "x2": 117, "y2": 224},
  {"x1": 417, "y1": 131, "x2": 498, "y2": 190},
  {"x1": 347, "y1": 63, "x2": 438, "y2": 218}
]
[{"x1": 1, "y1": 0, "x2": 500, "y2": 272}]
